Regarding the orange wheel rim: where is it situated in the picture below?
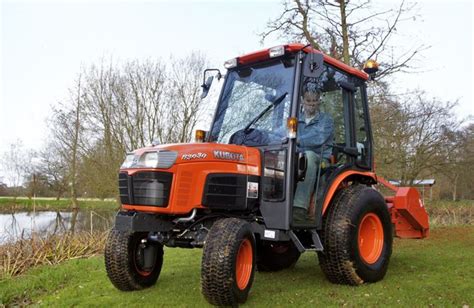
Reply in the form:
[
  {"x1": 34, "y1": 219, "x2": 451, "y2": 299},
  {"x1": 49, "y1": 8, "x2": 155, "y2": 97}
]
[
  {"x1": 134, "y1": 238, "x2": 154, "y2": 277},
  {"x1": 136, "y1": 267, "x2": 152, "y2": 277},
  {"x1": 358, "y1": 213, "x2": 384, "y2": 264},
  {"x1": 236, "y1": 239, "x2": 253, "y2": 290}
]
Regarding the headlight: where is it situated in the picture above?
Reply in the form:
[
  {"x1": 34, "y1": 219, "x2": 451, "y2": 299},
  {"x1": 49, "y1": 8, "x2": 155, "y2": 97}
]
[
  {"x1": 120, "y1": 153, "x2": 136, "y2": 169},
  {"x1": 120, "y1": 150, "x2": 177, "y2": 169},
  {"x1": 139, "y1": 151, "x2": 159, "y2": 168},
  {"x1": 155, "y1": 151, "x2": 178, "y2": 168}
]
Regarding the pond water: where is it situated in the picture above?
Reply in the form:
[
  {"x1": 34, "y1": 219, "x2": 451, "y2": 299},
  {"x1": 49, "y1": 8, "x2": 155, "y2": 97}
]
[{"x1": 0, "y1": 210, "x2": 116, "y2": 245}]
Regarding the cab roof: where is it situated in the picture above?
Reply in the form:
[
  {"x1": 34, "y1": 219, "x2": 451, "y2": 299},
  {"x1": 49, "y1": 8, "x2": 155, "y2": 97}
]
[{"x1": 237, "y1": 43, "x2": 368, "y2": 81}]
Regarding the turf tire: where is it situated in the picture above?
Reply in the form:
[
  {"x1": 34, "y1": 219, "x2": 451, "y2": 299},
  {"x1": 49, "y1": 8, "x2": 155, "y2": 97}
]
[
  {"x1": 201, "y1": 218, "x2": 256, "y2": 306},
  {"x1": 105, "y1": 230, "x2": 163, "y2": 291},
  {"x1": 318, "y1": 184, "x2": 393, "y2": 285}
]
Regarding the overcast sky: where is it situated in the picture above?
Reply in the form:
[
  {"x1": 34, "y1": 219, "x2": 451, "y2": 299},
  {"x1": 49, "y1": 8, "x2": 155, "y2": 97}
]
[{"x1": 1, "y1": 0, "x2": 473, "y2": 163}]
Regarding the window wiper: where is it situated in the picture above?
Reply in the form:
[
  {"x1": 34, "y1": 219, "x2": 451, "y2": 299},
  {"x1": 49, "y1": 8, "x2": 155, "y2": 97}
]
[{"x1": 243, "y1": 92, "x2": 288, "y2": 133}]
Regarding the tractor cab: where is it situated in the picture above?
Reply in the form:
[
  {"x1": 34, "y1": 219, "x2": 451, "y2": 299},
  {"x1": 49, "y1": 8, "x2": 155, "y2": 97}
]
[{"x1": 204, "y1": 44, "x2": 374, "y2": 230}]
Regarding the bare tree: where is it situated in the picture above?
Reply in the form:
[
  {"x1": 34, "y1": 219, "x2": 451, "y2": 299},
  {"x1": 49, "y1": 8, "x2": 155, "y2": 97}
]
[
  {"x1": 49, "y1": 75, "x2": 86, "y2": 208},
  {"x1": 82, "y1": 59, "x2": 168, "y2": 153},
  {"x1": 47, "y1": 52, "x2": 211, "y2": 200},
  {"x1": 0, "y1": 140, "x2": 28, "y2": 200},
  {"x1": 437, "y1": 122, "x2": 474, "y2": 200},
  {"x1": 78, "y1": 140, "x2": 119, "y2": 199},
  {"x1": 79, "y1": 58, "x2": 169, "y2": 199},
  {"x1": 166, "y1": 52, "x2": 209, "y2": 143},
  {"x1": 370, "y1": 88, "x2": 460, "y2": 185},
  {"x1": 121, "y1": 59, "x2": 167, "y2": 148},
  {"x1": 38, "y1": 142, "x2": 69, "y2": 200},
  {"x1": 22, "y1": 149, "x2": 42, "y2": 199},
  {"x1": 82, "y1": 53, "x2": 209, "y2": 147},
  {"x1": 261, "y1": 0, "x2": 425, "y2": 78}
]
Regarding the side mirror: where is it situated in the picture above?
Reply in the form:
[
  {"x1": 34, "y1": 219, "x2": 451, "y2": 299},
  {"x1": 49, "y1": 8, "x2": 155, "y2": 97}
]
[
  {"x1": 303, "y1": 53, "x2": 324, "y2": 78},
  {"x1": 297, "y1": 152, "x2": 307, "y2": 181},
  {"x1": 201, "y1": 76, "x2": 214, "y2": 99},
  {"x1": 201, "y1": 68, "x2": 222, "y2": 99}
]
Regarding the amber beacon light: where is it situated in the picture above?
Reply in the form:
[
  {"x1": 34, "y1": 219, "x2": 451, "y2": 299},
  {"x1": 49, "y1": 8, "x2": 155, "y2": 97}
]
[
  {"x1": 363, "y1": 59, "x2": 379, "y2": 75},
  {"x1": 195, "y1": 130, "x2": 206, "y2": 143},
  {"x1": 287, "y1": 117, "x2": 298, "y2": 139}
]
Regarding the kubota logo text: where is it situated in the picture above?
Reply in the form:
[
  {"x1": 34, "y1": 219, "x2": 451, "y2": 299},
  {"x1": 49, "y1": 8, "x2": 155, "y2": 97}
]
[{"x1": 213, "y1": 150, "x2": 244, "y2": 161}]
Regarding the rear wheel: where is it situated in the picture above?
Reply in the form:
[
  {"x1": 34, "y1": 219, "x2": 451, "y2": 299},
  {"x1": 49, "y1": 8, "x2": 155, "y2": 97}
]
[
  {"x1": 105, "y1": 230, "x2": 163, "y2": 291},
  {"x1": 257, "y1": 241, "x2": 301, "y2": 272},
  {"x1": 201, "y1": 218, "x2": 256, "y2": 306},
  {"x1": 318, "y1": 184, "x2": 392, "y2": 285}
]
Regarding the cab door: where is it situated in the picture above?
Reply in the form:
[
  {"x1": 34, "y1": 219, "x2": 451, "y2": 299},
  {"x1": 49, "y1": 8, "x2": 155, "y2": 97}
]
[{"x1": 291, "y1": 65, "x2": 354, "y2": 228}]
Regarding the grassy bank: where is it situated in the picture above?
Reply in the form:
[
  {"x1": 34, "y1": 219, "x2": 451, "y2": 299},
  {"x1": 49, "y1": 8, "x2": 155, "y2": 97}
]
[
  {"x1": 425, "y1": 200, "x2": 474, "y2": 225},
  {"x1": 1, "y1": 226, "x2": 473, "y2": 307},
  {"x1": 0, "y1": 231, "x2": 107, "y2": 278},
  {"x1": 0, "y1": 197, "x2": 119, "y2": 212}
]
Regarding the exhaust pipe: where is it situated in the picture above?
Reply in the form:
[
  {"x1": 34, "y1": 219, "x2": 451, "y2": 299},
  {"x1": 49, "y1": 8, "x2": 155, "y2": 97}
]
[{"x1": 173, "y1": 208, "x2": 197, "y2": 224}]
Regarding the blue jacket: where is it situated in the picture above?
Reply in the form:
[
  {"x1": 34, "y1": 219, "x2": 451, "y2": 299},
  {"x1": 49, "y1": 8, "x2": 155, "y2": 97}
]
[{"x1": 297, "y1": 112, "x2": 334, "y2": 159}]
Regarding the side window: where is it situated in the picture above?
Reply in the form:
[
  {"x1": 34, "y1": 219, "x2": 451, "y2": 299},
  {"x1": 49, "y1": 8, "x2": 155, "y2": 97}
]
[
  {"x1": 319, "y1": 84, "x2": 346, "y2": 165},
  {"x1": 354, "y1": 87, "x2": 370, "y2": 167},
  {"x1": 298, "y1": 66, "x2": 357, "y2": 166},
  {"x1": 320, "y1": 88, "x2": 344, "y2": 143}
]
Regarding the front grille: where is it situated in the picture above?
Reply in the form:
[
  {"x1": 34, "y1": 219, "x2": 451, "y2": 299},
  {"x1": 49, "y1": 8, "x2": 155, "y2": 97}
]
[
  {"x1": 202, "y1": 174, "x2": 247, "y2": 210},
  {"x1": 119, "y1": 171, "x2": 173, "y2": 207},
  {"x1": 119, "y1": 173, "x2": 130, "y2": 204}
]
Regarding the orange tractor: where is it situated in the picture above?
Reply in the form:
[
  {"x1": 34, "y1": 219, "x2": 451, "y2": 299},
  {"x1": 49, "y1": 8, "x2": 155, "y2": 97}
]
[{"x1": 105, "y1": 44, "x2": 429, "y2": 306}]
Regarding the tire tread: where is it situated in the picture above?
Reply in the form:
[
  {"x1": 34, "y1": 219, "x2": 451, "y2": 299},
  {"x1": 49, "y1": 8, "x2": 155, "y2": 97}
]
[
  {"x1": 318, "y1": 184, "x2": 380, "y2": 285},
  {"x1": 105, "y1": 230, "x2": 163, "y2": 291},
  {"x1": 201, "y1": 218, "x2": 255, "y2": 306}
]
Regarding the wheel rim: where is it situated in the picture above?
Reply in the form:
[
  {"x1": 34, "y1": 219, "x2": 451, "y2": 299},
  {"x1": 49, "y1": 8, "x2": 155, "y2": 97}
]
[
  {"x1": 358, "y1": 213, "x2": 384, "y2": 264},
  {"x1": 236, "y1": 238, "x2": 253, "y2": 290},
  {"x1": 134, "y1": 237, "x2": 154, "y2": 277}
]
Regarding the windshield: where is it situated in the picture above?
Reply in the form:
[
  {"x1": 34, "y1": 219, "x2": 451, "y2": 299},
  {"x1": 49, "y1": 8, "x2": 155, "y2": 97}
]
[{"x1": 209, "y1": 59, "x2": 295, "y2": 146}]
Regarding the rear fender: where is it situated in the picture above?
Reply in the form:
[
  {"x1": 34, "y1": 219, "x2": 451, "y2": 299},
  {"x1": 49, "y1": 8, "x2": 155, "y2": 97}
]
[{"x1": 321, "y1": 171, "x2": 377, "y2": 216}]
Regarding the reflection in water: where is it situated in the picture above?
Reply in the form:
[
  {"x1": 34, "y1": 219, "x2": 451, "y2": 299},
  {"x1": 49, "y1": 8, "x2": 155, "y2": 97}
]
[{"x1": 0, "y1": 210, "x2": 116, "y2": 245}]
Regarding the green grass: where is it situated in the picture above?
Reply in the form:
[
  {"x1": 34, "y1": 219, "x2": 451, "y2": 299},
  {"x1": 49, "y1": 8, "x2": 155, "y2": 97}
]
[
  {"x1": 1, "y1": 226, "x2": 473, "y2": 307},
  {"x1": 0, "y1": 197, "x2": 120, "y2": 212}
]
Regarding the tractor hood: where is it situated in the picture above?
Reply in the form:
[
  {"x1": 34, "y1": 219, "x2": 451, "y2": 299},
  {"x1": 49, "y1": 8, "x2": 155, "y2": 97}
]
[{"x1": 123, "y1": 143, "x2": 261, "y2": 174}]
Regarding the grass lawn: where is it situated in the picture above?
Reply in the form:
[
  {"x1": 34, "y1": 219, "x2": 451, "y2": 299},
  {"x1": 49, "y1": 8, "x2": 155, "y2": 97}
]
[
  {"x1": 1, "y1": 226, "x2": 473, "y2": 307},
  {"x1": 0, "y1": 197, "x2": 119, "y2": 212}
]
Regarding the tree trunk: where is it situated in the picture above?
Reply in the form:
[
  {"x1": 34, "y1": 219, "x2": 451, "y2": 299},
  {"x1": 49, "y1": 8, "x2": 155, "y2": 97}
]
[
  {"x1": 338, "y1": 0, "x2": 350, "y2": 65},
  {"x1": 70, "y1": 77, "x2": 82, "y2": 210},
  {"x1": 452, "y1": 174, "x2": 458, "y2": 201},
  {"x1": 69, "y1": 208, "x2": 79, "y2": 234}
]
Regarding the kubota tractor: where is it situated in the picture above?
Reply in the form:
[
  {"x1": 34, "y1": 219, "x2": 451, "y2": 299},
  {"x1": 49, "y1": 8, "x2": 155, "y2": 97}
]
[{"x1": 104, "y1": 44, "x2": 429, "y2": 306}]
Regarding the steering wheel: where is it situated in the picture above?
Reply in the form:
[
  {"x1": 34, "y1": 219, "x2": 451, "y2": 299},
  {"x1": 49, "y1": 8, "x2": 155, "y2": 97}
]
[{"x1": 229, "y1": 128, "x2": 271, "y2": 146}]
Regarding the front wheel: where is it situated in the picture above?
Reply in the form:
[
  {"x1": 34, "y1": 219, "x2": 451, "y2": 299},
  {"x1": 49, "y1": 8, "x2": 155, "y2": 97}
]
[
  {"x1": 105, "y1": 230, "x2": 163, "y2": 291},
  {"x1": 318, "y1": 184, "x2": 393, "y2": 285},
  {"x1": 201, "y1": 218, "x2": 256, "y2": 306}
]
